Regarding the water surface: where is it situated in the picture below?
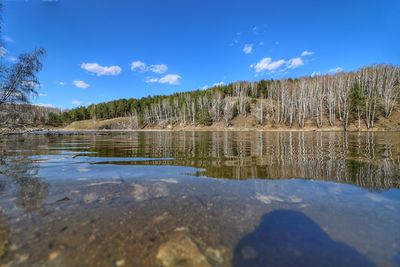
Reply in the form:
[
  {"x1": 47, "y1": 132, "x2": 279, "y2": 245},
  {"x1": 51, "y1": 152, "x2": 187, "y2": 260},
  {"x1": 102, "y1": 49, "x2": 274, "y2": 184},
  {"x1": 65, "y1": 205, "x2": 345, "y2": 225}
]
[{"x1": 0, "y1": 131, "x2": 399, "y2": 266}]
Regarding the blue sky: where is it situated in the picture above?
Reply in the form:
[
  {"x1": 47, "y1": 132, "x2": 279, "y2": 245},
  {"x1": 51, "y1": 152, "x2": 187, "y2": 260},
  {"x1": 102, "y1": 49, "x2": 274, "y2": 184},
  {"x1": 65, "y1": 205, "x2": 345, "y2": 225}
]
[{"x1": 2, "y1": 0, "x2": 399, "y2": 109}]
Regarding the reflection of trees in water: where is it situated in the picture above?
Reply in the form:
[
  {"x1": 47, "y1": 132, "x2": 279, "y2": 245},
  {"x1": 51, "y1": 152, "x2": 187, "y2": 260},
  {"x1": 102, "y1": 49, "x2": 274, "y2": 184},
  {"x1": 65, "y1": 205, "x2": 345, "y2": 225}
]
[
  {"x1": 0, "y1": 136, "x2": 49, "y2": 211},
  {"x1": 0, "y1": 211, "x2": 10, "y2": 259},
  {"x1": 90, "y1": 132, "x2": 399, "y2": 190}
]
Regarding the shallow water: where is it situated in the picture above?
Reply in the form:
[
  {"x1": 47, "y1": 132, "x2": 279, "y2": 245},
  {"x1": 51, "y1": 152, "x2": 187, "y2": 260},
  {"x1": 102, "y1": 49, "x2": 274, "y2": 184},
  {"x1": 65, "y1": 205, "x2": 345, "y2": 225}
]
[{"x1": 0, "y1": 131, "x2": 399, "y2": 267}]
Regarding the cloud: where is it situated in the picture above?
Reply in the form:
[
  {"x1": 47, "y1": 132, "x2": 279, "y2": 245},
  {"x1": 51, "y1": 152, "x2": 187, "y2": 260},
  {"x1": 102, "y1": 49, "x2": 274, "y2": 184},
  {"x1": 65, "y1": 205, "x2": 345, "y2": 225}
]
[
  {"x1": 250, "y1": 57, "x2": 286, "y2": 73},
  {"x1": 212, "y1": 81, "x2": 225, "y2": 87},
  {"x1": 328, "y1": 67, "x2": 344, "y2": 74},
  {"x1": 72, "y1": 100, "x2": 81, "y2": 106},
  {"x1": 59, "y1": 81, "x2": 65, "y2": 86},
  {"x1": 22, "y1": 81, "x2": 39, "y2": 89},
  {"x1": 131, "y1": 60, "x2": 147, "y2": 71},
  {"x1": 159, "y1": 74, "x2": 181, "y2": 85},
  {"x1": 301, "y1": 50, "x2": 314, "y2": 57},
  {"x1": 150, "y1": 64, "x2": 168, "y2": 74},
  {"x1": 73, "y1": 80, "x2": 89, "y2": 89},
  {"x1": 0, "y1": 47, "x2": 7, "y2": 57},
  {"x1": 7, "y1": 56, "x2": 18, "y2": 63},
  {"x1": 38, "y1": 93, "x2": 47, "y2": 97},
  {"x1": 311, "y1": 71, "x2": 321, "y2": 77},
  {"x1": 146, "y1": 74, "x2": 182, "y2": 85},
  {"x1": 202, "y1": 81, "x2": 225, "y2": 89},
  {"x1": 81, "y1": 63, "x2": 122, "y2": 76},
  {"x1": 131, "y1": 61, "x2": 168, "y2": 74},
  {"x1": 259, "y1": 42, "x2": 264, "y2": 46},
  {"x1": 287, "y1": 57, "x2": 304, "y2": 69},
  {"x1": 243, "y1": 44, "x2": 254, "y2": 54},
  {"x1": 145, "y1": 77, "x2": 159, "y2": 83},
  {"x1": 251, "y1": 54, "x2": 306, "y2": 74},
  {"x1": 2, "y1": 35, "x2": 14, "y2": 43}
]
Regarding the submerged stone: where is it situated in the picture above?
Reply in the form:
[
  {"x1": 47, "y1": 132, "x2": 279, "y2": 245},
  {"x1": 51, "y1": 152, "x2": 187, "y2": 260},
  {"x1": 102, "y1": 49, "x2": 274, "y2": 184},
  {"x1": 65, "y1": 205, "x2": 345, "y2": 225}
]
[
  {"x1": 132, "y1": 183, "x2": 169, "y2": 202},
  {"x1": 48, "y1": 250, "x2": 60, "y2": 261},
  {"x1": 156, "y1": 231, "x2": 211, "y2": 267},
  {"x1": 159, "y1": 178, "x2": 179, "y2": 184},
  {"x1": 87, "y1": 180, "x2": 122, "y2": 186},
  {"x1": 287, "y1": 195, "x2": 303, "y2": 203},
  {"x1": 83, "y1": 192, "x2": 99, "y2": 204},
  {"x1": 255, "y1": 193, "x2": 272, "y2": 204},
  {"x1": 116, "y1": 259, "x2": 125, "y2": 266}
]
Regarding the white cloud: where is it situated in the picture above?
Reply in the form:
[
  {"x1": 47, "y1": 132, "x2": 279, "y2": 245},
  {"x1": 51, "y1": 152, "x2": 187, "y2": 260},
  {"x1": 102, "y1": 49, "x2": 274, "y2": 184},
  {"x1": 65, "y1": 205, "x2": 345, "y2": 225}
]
[
  {"x1": 250, "y1": 57, "x2": 286, "y2": 73},
  {"x1": 0, "y1": 47, "x2": 7, "y2": 57},
  {"x1": 2, "y1": 35, "x2": 14, "y2": 43},
  {"x1": 212, "y1": 81, "x2": 225, "y2": 87},
  {"x1": 145, "y1": 77, "x2": 159, "y2": 83},
  {"x1": 243, "y1": 43, "x2": 254, "y2": 54},
  {"x1": 159, "y1": 74, "x2": 182, "y2": 85},
  {"x1": 72, "y1": 100, "x2": 81, "y2": 106},
  {"x1": 150, "y1": 64, "x2": 168, "y2": 74},
  {"x1": 22, "y1": 81, "x2": 39, "y2": 89},
  {"x1": 59, "y1": 81, "x2": 65, "y2": 86},
  {"x1": 131, "y1": 60, "x2": 147, "y2": 71},
  {"x1": 131, "y1": 60, "x2": 168, "y2": 74},
  {"x1": 301, "y1": 50, "x2": 314, "y2": 57},
  {"x1": 146, "y1": 74, "x2": 182, "y2": 85},
  {"x1": 311, "y1": 71, "x2": 321, "y2": 77},
  {"x1": 328, "y1": 67, "x2": 344, "y2": 74},
  {"x1": 81, "y1": 62, "x2": 122, "y2": 76},
  {"x1": 7, "y1": 56, "x2": 18, "y2": 63},
  {"x1": 251, "y1": 54, "x2": 306, "y2": 74},
  {"x1": 286, "y1": 57, "x2": 304, "y2": 69},
  {"x1": 39, "y1": 93, "x2": 47, "y2": 97},
  {"x1": 73, "y1": 80, "x2": 89, "y2": 89}
]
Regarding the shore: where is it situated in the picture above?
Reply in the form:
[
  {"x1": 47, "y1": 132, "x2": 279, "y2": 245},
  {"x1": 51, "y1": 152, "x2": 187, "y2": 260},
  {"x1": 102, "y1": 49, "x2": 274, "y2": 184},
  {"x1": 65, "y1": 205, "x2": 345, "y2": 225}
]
[
  {"x1": 2, "y1": 112, "x2": 400, "y2": 135},
  {"x1": 2, "y1": 126, "x2": 400, "y2": 136}
]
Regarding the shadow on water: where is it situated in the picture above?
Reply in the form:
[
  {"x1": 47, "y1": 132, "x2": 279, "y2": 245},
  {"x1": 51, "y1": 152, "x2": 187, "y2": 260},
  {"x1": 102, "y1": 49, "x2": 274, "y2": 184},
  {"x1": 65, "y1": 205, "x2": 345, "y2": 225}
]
[
  {"x1": 394, "y1": 250, "x2": 400, "y2": 267},
  {"x1": 233, "y1": 210, "x2": 376, "y2": 267}
]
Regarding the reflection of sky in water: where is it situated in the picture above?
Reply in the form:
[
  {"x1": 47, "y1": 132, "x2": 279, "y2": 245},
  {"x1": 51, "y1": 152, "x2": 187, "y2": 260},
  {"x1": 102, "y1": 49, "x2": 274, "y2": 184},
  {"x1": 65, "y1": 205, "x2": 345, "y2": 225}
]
[{"x1": 0, "y1": 132, "x2": 399, "y2": 266}]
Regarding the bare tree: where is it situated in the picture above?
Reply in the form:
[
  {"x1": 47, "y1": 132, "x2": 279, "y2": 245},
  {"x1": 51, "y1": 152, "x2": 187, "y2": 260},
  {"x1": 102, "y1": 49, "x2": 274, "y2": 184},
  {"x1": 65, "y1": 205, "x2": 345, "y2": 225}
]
[{"x1": 0, "y1": 48, "x2": 46, "y2": 106}]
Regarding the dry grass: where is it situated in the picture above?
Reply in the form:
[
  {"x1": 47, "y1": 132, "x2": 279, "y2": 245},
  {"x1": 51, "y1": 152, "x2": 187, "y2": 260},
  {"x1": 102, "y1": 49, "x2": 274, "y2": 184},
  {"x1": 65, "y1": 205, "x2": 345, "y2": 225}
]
[
  {"x1": 64, "y1": 117, "x2": 131, "y2": 130},
  {"x1": 63, "y1": 109, "x2": 400, "y2": 132}
]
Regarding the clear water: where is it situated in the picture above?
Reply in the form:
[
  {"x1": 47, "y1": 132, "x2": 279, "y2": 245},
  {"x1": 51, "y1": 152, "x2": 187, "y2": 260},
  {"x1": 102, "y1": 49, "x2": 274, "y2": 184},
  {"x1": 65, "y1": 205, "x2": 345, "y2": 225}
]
[{"x1": 0, "y1": 131, "x2": 399, "y2": 267}]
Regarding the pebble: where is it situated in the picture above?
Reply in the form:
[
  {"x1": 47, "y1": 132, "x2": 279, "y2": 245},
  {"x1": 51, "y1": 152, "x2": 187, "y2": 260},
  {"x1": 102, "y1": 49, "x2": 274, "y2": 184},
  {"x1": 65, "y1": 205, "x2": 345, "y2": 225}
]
[
  {"x1": 48, "y1": 250, "x2": 60, "y2": 261},
  {"x1": 116, "y1": 259, "x2": 125, "y2": 266}
]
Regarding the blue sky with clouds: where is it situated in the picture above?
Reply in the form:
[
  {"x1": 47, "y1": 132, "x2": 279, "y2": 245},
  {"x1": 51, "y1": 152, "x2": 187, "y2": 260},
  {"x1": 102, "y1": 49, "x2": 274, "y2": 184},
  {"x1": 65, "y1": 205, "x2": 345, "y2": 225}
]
[{"x1": 2, "y1": 0, "x2": 399, "y2": 109}]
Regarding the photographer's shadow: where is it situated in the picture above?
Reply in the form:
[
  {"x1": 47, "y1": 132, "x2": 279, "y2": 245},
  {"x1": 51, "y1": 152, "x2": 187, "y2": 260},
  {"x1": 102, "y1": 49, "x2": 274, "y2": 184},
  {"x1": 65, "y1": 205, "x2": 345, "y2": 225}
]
[{"x1": 233, "y1": 210, "x2": 376, "y2": 267}]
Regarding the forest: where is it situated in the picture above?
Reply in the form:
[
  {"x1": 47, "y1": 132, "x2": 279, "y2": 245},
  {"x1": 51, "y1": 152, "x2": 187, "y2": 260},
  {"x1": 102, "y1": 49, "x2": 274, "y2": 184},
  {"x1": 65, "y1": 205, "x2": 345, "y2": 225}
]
[{"x1": 51, "y1": 64, "x2": 399, "y2": 131}]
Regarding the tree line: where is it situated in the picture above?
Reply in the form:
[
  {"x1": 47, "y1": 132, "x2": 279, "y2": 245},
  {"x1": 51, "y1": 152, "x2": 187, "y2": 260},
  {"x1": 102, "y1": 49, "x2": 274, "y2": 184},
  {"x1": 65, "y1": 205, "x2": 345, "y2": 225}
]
[{"x1": 52, "y1": 64, "x2": 399, "y2": 130}]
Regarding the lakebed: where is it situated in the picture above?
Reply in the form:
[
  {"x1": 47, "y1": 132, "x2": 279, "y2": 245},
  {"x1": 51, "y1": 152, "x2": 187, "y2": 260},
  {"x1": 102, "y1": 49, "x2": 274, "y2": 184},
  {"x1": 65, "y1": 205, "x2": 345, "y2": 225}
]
[{"x1": 0, "y1": 131, "x2": 399, "y2": 266}]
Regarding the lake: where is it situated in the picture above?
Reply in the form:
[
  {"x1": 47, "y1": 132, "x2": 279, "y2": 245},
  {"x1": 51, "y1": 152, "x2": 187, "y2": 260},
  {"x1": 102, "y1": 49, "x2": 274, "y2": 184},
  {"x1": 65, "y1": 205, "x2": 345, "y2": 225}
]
[{"x1": 0, "y1": 131, "x2": 399, "y2": 267}]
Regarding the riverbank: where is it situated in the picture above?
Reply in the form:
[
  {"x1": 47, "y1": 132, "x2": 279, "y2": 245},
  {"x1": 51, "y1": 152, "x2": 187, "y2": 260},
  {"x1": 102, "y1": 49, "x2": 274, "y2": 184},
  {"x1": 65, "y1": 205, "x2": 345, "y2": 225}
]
[
  {"x1": 61, "y1": 112, "x2": 400, "y2": 132},
  {"x1": 2, "y1": 112, "x2": 400, "y2": 135}
]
